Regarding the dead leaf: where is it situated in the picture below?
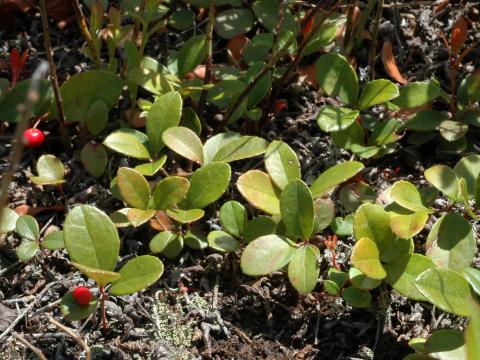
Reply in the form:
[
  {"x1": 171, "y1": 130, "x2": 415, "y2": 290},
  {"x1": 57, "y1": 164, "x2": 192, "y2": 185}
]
[
  {"x1": 184, "y1": 64, "x2": 206, "y2": 81},
  {"x1": 298, "y1": 64, "x2": 318, "y2": 88},
  {"x1": 381, "y1": 41, "x2": 407, "y2": 84},
  {"x1": 227, "y1": 34, "x2": 249, "y2": 65},
  {"x1": 149, "y1": 211, "x2": 174, "y2": 231},
  {"x1": 451, "y1": 17, "x2": 468, "y2": 54}
]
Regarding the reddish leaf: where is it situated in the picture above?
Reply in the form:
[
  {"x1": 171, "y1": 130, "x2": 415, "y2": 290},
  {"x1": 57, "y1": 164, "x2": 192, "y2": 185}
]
[
  {"x1": 381, "y1": 41, "x2": 407, "y2": 84},
  {"x1": 9, "y1": 48, "x2": 28, "y2": 86},
  {"x1": 150, "y1": 211, "x2": 175, "y2": 231},
  {"x1": 274, "y1": 99, "x2": 288, "y2": 114},
  {"x1": 300, "y1": 12, "x2": 314, "y2": 38},
  {"x1": 298, "y1": 64, "x2": 318, "y2": 88},
  {"x1": 451, "y1": 17, "x2": 468, "y2": 54},
  {"x1": 184, "y1": 64, "x2": 206, "y2": 81},
  {"x1": 227, "y1": 34, "x2": 250, "y2": 65}
]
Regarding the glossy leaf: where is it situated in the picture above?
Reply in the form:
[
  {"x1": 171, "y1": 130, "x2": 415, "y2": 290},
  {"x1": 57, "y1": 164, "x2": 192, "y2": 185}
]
[
  {"x1": 264, "y1": 140, "x2": 301, "y2": 190},
  {"x1": 152, "y1": 176, "x2": 190, "y2": 210},
  {"x1": 357, "y1": 79, "x2": 399, "y2": 110},
  {"x1": 384, "y1": 254, "x2": 436, "y2": 301},
  {"x1": 415, "y1": 268, "x2": 474, "y2": 317},
  {"x1": 214, "y1": 8, "x2": 254, "y2": 39},
  {"x1": 203, "y1": 132, "x2": 241, "y2": 165},
  {"x1": 390, "y1": 180, "x2": 432, "y2": 213},
  {"x1": 438, "y1": 120, "x2": 468, "y2": 142},
  {"x1": 425, "y1": 329, "x2": 466, "y2": 360},
  {"x1": 287, "y1": 245, "x2": 320, "y2": 294},
  {"x1": 109, "y1": 255, "x2": 164, "y2": 295},
  {"x1": 127, "y1": 67, "x2": 174, "y2": 95},
  {"x1": 405, "y1": 110, "x2": 449, "y2": 131},
  {"x1": 237, "y1": 170, "x2": 281, "y2": 215},
  {"x1": 280, "y1": 179, "x2": 314, "y2": 240},
  {"x1": 117, "y1": 167, "x2": 151, "y2": 209},
  {"x1": 462, "y1": 267, "x2": 480, "y2": 296},
  {"x1": 425, "y1": 213, "x2": 476, "y2": 271},
  {"x1": 424, "y1": 165, "x2": 459, "y2": 201},
  {"x1": 392, "y1": 81, "x2": 441, "y2": 109},
  {"x1": 0, "y1": 208, "x2": 19, "y2": 234},
  {"x1": 30, "y1": 154, "x2": 65, "y2": 185},
  {"x1": 389, "y1": 211, "x2": 429, "y2": 239},
  {"x1": 466, "y1": 302, "x2": 480, "y2": 360},
  {"x1": 241, "y1": 235, "x2": 296, "y2": 276},
  {"x1": 162, "y1": 126, "x2": 204, "y2": 165},
  {"x1": 184, "y1": 230, "x2": 208, "y2": 250},
  {"x1": 166, "y1": 208, "x2": 204, "y2": 223},
  {"x1": 184, "y1": 162, "x2": 231, "y2": 209},
  {"x1": 454, "y1": 154, "x2": 480, "y2": 199},
  {"x1": 213, "y1": 136, "x2": 268, "y2": 163},
  {"x1": 72, "y1": 262, "x2": 121, "y2": 286},
  {"x1": 64, "y1": 205, "x2": 120, "y2": 271},
  {"x1": 310, "y1": 161, "x2": 364, "y2": 198},
  {"x1": 103, "y1": 129, "x2": 152, "y2": 160},
  {"x1": 134, "y1": 156, "x2": 167, "y2": 177},
  {"x1": 16, "y1": 215, "x2": 39, "y2": 241},
  {"x1": 220, "y1": 201, "x2": 247, "y2": 238},
  {"x1": 316, "y1": 106, "x2": 359, "y2": 132},
  {"x1": 127, "y1": 208, "x2": 156, "y2": 227},
  {"x1": 208, "y1": 230, "x2": 241, "y2": 253},
  {"x1": 316, "y1": 53, "x2": 359, "y2": 106},
  {"x1": 351, "y1": 237, "x2": 386, "y2": 280},
  {"x1": 146, "y1": 91, "x2": 182, "y2": 155}
]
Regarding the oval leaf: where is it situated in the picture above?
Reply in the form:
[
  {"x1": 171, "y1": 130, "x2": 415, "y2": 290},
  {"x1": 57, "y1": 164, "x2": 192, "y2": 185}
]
[
  {"x1": 117, "y1": 167, "x2": 151, "y2": 209},
  {"x1": 287, "y1": 244, "x2": 320, "y2": 294},
  {"x1": 162, "y1": 126, "x2": 204, "y2": 165},
  {"x1": 280, "y1": 179, "x2": 314, "y2": 240},
  {"x1": 208, "y1": 230, "x2": 241, "y2": 253},
  {"x1": 213, "y1": 136, "x2": 268, "y2": 163},
  {"x1": 103, "y1": 129, "x2": 152, "y2": 160},
  {"x1": 220, "y1": 201, "x2": 247, "y2": 238},
  {"x1": 311, "y1": 161, "x2": 364, "y2": 198},
  {"x1": 264, "y1": 140, "x2": 301, "y2": 190},
  {"x1": 424, "y1": 165, "x2": 459, "y2": 201},
  {"x1": 357, "y1": 79, "x2": 399, "y2": 110},
  {"x1": 351, "y1": 237, "x2": 386, "y2": 280},
  {"x1": 152, "y1": 176, "x2": 190, "y2": 210},
  {"x1": 237, "y1": 170, "x2": 281, "y2": 215},
  {"x1": 16, "y1": 215, "x2": 39, "y2": 241}
]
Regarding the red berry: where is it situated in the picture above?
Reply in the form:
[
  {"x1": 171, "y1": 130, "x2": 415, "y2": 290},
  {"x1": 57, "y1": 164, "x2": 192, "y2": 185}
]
[
  {"x1": 72, "y1": 287, "x2": 93, "y2": 306},
  {"x1": 23, "y1": 128, "x2": 45, "y2": 148}
]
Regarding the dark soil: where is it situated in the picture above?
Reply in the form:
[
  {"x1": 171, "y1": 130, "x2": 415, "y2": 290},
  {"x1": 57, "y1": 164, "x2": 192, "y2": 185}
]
[{"x1": 1, "y1": 1, "x2": 479, "y2": 360}]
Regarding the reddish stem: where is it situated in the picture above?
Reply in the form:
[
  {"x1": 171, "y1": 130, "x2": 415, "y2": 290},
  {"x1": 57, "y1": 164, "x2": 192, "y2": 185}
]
[{"x1": 99, "y1": 286, "x2": 109, "y2": 331}]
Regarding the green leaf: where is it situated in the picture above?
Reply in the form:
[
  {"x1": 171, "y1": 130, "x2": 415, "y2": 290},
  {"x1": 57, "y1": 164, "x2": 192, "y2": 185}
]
[
  {"x1": 72, "y1": 262, "x2": 121, "y2": 286},
  {"x1": 312, "y1": 197, "x2": 335, "y2": 234},
  {"x1": 244, "y1": 216, "x2": 277, "y2": 243},
  {"x1": 166, "y1": 208, "x2": 204, "y2": 223},
  {"x1": 328, "y1": 268, "x2": 349, "y2": 289},
  {"x1": 310, "y1": 161, "x2": 364, "y2": 198},
  {"x1": 177, "y1": 35, "x2": 207, "y2": 77},
  {"x1": 61, "y1": 291, "x2": 98, "y2": 321},
  {"x1": 42, "y1": 230, "x2": 64, "y2": 250},
  {"x1": 339, "y1": 182, "x2": 376, "y2": 212},
  {"x1": 203, "y1": 132, "x2": 241, "y2": 165},
  {"x1": 390, "y1": 180, "x2": 433, "y2": 213},
  {"x1": 85, "y1": 100, "x2": 109, "y2": 136},
  {"x1": 324, "y1": 280, "x2": 341, "y2": 296},
  {"x1": 0, "y1": 80, "x2": 52, "y2": 122},
  {"x1": 103, "y1": 129, "x2": 152, "y2": 160},
  {"x1": 182, "y1": 107, "x2": 202, "y2": 135},
  {"x1": 117, "y1": 167, "x2": 151, "y2": 210},
  {"x1": 425, "y1": 213, "x2": 476, "y2": 271},
  {"x1": 64, "y1": 205, "x2": 120, "y2": 271},
  {"x1": 162, "y1": 126, "x2": 204, "y2": 165},
  {"x1": 462, "y1": 267, "x2": 480, "y2": 296},
  {"x1": 149, "y1": 231, "x2": 184, "y2": 259},
  {"x1": 60, "y1": 70, "x2": 123, "y2": 123},
  {"x1": 127, "y1": 208, "x2": 156, "y2": 227},
  {"x1": 169, "y1": 9, "x2": 195, "y2": 30},
  {"x1": 0, "y1": 208, "x2": 19, "y2": 234},
  {"x1": 287, "y1": 244, "x2": 320, "y2": 294},
  {"x1": 146, "y1": 91, "x2": 182, "y2": 155},
  {"x1": 252, "y1": 0, "x2": 297, "y2": 33},
  {"x1": 349, "y1": 267, "x2": 381, "y2": 291},
  {"x1": 388, "y1": 211, "x2": 429, "y2": 239},
  {"x1": 316, "y1": 53, "x2": 359, "y2": 106},
  {"x1": 184, "y1": 229, "x2": 208, "y2": 250},
  {"x1": 392, "y1": 81, "x2": 441, "y2": 109},
  {"x1": 357, "y1": 79, "x2": 399, "y2": 110},
  {"x1": 424, "y1": 165, "x2": 459, "y2": 201},
  {"x1": 30, "y1": 155, "x2": 65, "y2": 185},
  {"x1": 80, "y1": 142, "x2": 107, "y2": 178},
  {"x1": 110, "y1": 208, "x2": 131, "y2": 228},
  {"x1": 351, "y1": 237, "x2": 386, "y2": 280},
  {"x1": 220, "y1": 201, "x2": 247, "y2": 238},
  {"x1": 126, "y1": 67, "x2": 174, "y2": 95},
  {"x1": 134, "y1": 156, "x2": 167, "y2": 177},
  {"x1": 353, "y1": 203, "x2": 395, "y2": 259},
  {"x1": 331, "y1": 214, "x2": 354, "y2": 236},
  {"x1": 466, "y1": 302, "x2": 480, "y2": 360},
  {"x1": 424, "y1": 329, "x2": 466, "y2": 360},
  {"x1": 280, "y1": 180, "x2": 314, "y2": 240},
  {"x1": 208, "y1": 230, "x2": 241, "y2": 253},
  {"x1": 213, "y1": 136, "x2": 268, "y2": 163},
  {"x1": 152, "y1": 176, "x2": 190, "y2": 210},
  {"x1": 405, "y1": 110, "x2": 449, "y2": 131},
  {"x1": 384, "y1": 254, "x2": 436, "y2": 301},
  {"x1": 415, "y1": 268, "x2": 474, "y2": 317},
  {"x1": 214, "y1": 9, "x2": 254, "y2": 39},
  {"x1": 438, "y1": 120, "x2": 468, "y2": 142},
  {"x1": 109, "y1": 255, "x2": 164, "y2": 295},
  {"x1": 237, "y1": 170, "x2": 281, "y2": 215},
  {"x1": 241, "y1": 235, "x2": 296, "y2": 276},
  {"x1": 16, "y1": 215, "x2": 39, "y2": 241},
  {"x1": 16, "y1": 239, "x2": 39, "y2": 261},
  {"x1": 264, "y1": 140, "x2": 301, "y2": 190},
  {"x1": 342, "y1": 287, "x2": 371, "y2": 308},
  {"x1": 184, "y1": 162, "x2": 231, "y2": 209},
  {"x1": 316, "y1": 106, "x2": 359, "y2": 133},
  {"x1": 454, "y1": 154, "x2": 480, "y2": 200}
]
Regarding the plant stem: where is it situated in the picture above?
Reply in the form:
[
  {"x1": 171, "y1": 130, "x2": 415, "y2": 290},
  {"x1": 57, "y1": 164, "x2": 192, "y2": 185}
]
[
  {"x1": 369, "y1": 0, "x2": 384, "y2": 80},
  {"x1": 198, "y1": 0, "x2": 216, "y2": 135},
  {"x1": 13, "y1": 332, "x2": 47, "y2": 360},
  {"x1": 71, "y1": 0, "x2": 100, "y2": 69},
  {"x1": 346, "y1": 0, "x2": 378, "y2": 55},
  {"x1": 39, "y1": 0, "x2": 71, "y2": 150},
  {"x1": 343, "y1": 0, "x2": 357, "y2": 47},
  {"x1": 99, "y1": 286, "x2": 108, "y2": 331}
]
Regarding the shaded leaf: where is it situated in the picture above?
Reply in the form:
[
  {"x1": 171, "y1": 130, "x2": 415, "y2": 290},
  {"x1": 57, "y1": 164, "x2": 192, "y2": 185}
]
[
  {"x1": 310, "y1": 161, "x2": 364, "y2": 198},
  {"x1": 287, "y1": 244, "x2": 320, "y2": 294},
  {"x1": 316, "y1": 106, "x2": 359, "y2": 132},
  {"x1": 208, "y1": 230, "x2": 240, "y2": 253},
  {"x1": 357, "y1": 79, "x2": 399, "y2": 110},
  {"x1": 166, "y1": 208, "x2": 204, "y2": 223},
  {"x1": 213, "y1": 136, "x2": 268, "y2": 163},
  {"x1": 220, "y1": 201, "x2": 247, "y2": 238}
]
